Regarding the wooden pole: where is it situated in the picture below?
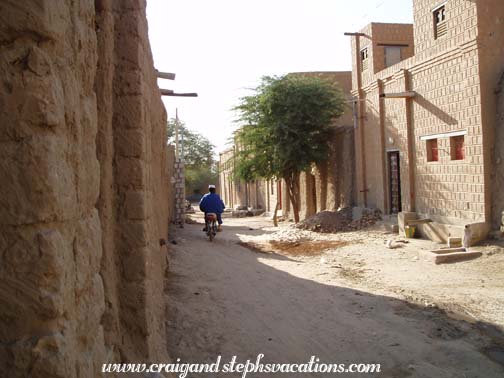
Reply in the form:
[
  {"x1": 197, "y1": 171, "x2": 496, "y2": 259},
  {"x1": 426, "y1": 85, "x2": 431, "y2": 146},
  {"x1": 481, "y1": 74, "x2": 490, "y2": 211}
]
[
  {"x1": 180, "y1": 111, "x2": 184, "y2": 162},
  {"x1": 163, "y1": 92, "x2": 198, "y2": 97},
  {"x1": 175, "y1": 108, "x2": 179, "y2": 159},
  {"x1": 160, "y1": 88, "x2": 174, "y2": 95}
]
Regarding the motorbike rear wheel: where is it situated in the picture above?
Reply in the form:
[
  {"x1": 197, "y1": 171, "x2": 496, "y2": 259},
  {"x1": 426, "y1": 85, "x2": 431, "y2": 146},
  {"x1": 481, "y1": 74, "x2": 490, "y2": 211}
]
[{"x1": 207, "y1": 220, "x2": 216, "y2": 241}]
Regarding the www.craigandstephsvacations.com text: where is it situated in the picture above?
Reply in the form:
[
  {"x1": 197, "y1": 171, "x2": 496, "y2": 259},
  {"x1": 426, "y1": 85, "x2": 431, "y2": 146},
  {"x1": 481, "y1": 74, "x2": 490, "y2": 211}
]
[{"x1": 102, "y1": 354, "x2": 381, "y2": 377}]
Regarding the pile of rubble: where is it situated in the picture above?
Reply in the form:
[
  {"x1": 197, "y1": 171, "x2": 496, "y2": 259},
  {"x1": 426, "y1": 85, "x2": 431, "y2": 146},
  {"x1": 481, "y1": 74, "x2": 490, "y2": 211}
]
[{"x1": 296, "y1": 207, "x2": 382, "y2": 233}]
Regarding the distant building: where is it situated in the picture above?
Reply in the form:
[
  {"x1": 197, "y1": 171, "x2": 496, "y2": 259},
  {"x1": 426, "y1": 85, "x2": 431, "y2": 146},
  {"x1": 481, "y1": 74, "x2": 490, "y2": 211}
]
[
  {"x1": 219, "y1": 71, "x2": 355, "y2": 218},
  {"x1": 348, "y1": 0, "x2": 504, "y2": 242},
  {"x1": 219, "y1": 146, "x2": 282, "y2": 214}
]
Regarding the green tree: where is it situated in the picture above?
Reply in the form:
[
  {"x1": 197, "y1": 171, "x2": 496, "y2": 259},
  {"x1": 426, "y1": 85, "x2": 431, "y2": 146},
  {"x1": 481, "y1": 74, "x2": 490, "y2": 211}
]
[
  {"x1": 234, "y1": 75, "x2": 345, "y2": 223},
  {"x1": 167, "y1": 118, "x2": 218, "y2": 196},
  {"x1": 167, "y1": 118, "x2": 214, "y2": 167}
]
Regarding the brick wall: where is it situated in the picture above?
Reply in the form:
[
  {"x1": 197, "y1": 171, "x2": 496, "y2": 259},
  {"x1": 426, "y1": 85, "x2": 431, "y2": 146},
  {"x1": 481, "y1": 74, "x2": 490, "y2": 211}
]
[
  {"x1": 475, "y1": 0, "x2": 504, "y2": 228},
  {"x1": 350, "y1": 0, "x2": 502, "y2": 227}
]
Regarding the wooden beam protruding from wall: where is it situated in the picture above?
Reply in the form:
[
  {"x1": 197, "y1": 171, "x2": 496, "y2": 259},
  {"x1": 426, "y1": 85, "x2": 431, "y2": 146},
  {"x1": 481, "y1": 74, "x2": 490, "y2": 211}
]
[
  {"x1": 162, "y1": 92, "x2": 198, "y2": 97},
  {"x1": 156, "y1": 70, "x2": 176, "y2": 80},
  {"x1": 380, "y1": 91, "x2": 417, "y2": 99},
  {"x1": 160, "y1": 88, "x2": 174, "y2": 95}
]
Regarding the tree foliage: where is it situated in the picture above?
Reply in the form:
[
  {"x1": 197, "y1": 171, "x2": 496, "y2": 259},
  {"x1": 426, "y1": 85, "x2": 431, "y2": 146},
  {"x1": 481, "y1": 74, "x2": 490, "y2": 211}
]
[
  {"x1": 233, "y1": 74, "x2": 345, "y2": 222},
  {"x1": 167, "y1": 118, "x2": 214, "y2": 168},
  {"x1": 167, "y1": 118, "x2": 218, "y2": 196}
]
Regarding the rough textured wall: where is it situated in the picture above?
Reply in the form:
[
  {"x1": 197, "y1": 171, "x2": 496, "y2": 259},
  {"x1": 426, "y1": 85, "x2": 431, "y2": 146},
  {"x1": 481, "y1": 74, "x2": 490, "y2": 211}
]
[
  {"x1": 95, "y1": 0, "x2": 169, "y2": 363},
  {"x1": 0, "y1": 0, "x2": 170, "y2": 376}
]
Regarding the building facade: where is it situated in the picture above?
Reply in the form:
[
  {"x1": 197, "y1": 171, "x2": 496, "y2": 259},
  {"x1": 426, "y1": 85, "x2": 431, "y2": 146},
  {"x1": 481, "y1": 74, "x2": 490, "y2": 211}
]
[
  {"x1": 349, "y1": 0, "x2": 504, "y2": 241},
  {"x1": 219, "y1": 146, "x2": 282, "y2": 214}
]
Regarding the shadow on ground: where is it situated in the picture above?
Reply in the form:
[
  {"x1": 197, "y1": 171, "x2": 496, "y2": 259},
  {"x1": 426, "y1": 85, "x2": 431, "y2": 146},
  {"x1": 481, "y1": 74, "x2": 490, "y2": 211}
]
[{"x1": 165, "y1": 223, "x2": 504, "y2": 378}]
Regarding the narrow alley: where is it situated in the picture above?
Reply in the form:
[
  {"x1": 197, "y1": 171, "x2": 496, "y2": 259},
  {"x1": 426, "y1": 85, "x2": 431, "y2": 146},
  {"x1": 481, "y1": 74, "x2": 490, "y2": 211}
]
[{"x1": 165, "y1": 216, "x2": 504, "y2": 378}]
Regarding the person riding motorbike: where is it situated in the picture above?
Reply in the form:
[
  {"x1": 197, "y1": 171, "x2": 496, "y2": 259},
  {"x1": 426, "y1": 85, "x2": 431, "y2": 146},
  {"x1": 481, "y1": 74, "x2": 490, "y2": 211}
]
[{"x1": 199, "y1": 185, "x2": 225, "y2": 232}]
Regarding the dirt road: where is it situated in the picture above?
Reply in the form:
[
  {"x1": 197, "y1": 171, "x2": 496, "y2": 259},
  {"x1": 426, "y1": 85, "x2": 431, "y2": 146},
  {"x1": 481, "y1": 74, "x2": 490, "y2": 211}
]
[{"x1": 165, "y1": 217, "x2": 504, "y2": 378}]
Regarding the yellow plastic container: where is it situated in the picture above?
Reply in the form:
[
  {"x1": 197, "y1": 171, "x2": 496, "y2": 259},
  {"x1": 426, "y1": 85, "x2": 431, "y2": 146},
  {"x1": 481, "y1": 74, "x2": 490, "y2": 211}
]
[{"x1": 404, "y1": 225, "x2": 416, "y2": 238}]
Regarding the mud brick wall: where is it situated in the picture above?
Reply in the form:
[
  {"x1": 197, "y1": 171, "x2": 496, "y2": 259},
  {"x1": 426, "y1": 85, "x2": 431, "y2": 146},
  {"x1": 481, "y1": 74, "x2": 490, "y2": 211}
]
[{"x1": 0, "y1": 0, "x2": 171, "y2": 376}]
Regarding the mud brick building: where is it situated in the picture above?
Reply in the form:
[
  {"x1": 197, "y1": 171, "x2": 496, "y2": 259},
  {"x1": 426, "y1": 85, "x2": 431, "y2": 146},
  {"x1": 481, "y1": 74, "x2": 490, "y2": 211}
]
[
  {"x1": 0, "y1": 1, "x2": 174, "y2": 375},
  {"x1": 348, "y1": 0, "x2": 504, "y2": 242}
]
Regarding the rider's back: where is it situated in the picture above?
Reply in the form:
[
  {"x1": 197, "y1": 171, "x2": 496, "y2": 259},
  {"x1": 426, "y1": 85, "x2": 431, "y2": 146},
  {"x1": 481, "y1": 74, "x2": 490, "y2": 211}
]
[{"x1": 199, "y1": 192, "x2": 225, "y2": 214}]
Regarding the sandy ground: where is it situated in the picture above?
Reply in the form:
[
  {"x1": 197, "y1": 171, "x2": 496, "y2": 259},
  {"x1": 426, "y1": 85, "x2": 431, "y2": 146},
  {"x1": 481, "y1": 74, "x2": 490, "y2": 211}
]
[{"x1": 165, "y1": 215, "x2": 504, "y2": 378}]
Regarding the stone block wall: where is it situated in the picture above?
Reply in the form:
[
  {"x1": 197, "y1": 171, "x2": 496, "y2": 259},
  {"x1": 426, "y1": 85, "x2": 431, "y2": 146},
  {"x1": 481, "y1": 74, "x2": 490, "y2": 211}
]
[
  {"x1": 173, "y1": 158, "x2": 185, "y2": 225},
  {"x1": 0, "y1": 0, "x2": 171, "y2": 376},
  {"x1": 167, "y1": 145, "x2": 176, "y2": 222},
  {"x1": 350, "y1": 0, "x2": 504, "y2": 229},
  {"x1": 412, "y1": 0, "x2": 478, "y2": 58},
  {"x1": 475, "y1": 0, "x2": 504, "y2": 229}
]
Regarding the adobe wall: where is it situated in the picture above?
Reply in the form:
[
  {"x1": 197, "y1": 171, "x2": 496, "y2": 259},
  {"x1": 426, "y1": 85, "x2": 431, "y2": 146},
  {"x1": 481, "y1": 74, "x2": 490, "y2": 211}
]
[
  {"x1": 0, "y1": 0, "x2": 170, "y2": 376},
  {"x1": 95, "y1": 0, "x2": 170, "y2": 363}
]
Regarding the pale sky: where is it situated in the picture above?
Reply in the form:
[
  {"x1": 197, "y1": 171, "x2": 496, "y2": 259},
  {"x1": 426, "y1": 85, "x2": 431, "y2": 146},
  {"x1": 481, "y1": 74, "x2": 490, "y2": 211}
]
[{"x1": 146, "y1": 0, "x2": 413, "y2": 154}]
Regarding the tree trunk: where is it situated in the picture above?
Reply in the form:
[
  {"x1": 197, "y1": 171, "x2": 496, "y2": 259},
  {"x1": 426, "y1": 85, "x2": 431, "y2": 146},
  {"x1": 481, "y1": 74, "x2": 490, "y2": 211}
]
[
  {"x1": 285, "y1": 172, "x2": 301, "y2": 223},
  {"x1": 272, "y1": 201, "x2": 280, "y2": 227}
]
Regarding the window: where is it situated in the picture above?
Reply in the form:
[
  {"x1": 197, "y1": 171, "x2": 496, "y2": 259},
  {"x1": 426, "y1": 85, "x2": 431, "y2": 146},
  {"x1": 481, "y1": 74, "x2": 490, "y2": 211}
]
[
  {"x1": 384, "y1": 46, "x2": 402, "y2": 68},
  {"x1": 433, "y1": 5, "x2": 447, "y2": 39},
  {"x1": 450, "y1": 135, "x2": 465, "y2": 160},
  {"x1": 427, "y1": 139, "x2": 439, "y2": 162},
  {"x1": 361, "y1": 48, "x2": 369, "y2": 72},
  {"x1": 271, "y1": 180, "x2": 275, "y2": 195}
]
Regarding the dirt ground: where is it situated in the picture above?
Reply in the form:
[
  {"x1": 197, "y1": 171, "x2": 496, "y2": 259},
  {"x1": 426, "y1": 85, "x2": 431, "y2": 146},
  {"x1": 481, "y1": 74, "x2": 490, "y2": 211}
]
[{"x1": 165, "y1": 214, "x2": 504, "y2": 378}]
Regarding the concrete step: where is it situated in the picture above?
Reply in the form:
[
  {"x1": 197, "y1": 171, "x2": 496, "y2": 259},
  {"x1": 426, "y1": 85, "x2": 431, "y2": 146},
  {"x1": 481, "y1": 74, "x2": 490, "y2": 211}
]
[{"x1": 422, "y1": 247, "x2": 482, "y2": 264}]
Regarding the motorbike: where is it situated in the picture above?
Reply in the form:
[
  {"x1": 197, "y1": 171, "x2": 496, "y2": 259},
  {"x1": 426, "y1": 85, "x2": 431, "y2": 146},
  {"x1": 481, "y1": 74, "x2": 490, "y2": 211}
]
[{"x1": 204, "y1": 213, "x2": 218, "y2": 241}]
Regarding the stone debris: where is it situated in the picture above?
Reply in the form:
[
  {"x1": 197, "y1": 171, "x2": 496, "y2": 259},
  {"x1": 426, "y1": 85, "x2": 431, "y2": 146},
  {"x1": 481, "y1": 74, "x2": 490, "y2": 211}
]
[
  {"x1": 385, "y1": 239, "x2": 398, "y2": 249},
  {"x1": 296, "y1": 208, "x2": 382, "y2": 233},
  {"x1": 264, "y1": 228, "x2": 316, "y2": 243}
]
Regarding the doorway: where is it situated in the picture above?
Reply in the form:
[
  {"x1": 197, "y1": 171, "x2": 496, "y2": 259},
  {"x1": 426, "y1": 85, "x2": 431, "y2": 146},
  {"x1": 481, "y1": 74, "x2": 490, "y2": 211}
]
[{"x1": 388, "y1": 151, "x2": 402, "y2": 214}]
